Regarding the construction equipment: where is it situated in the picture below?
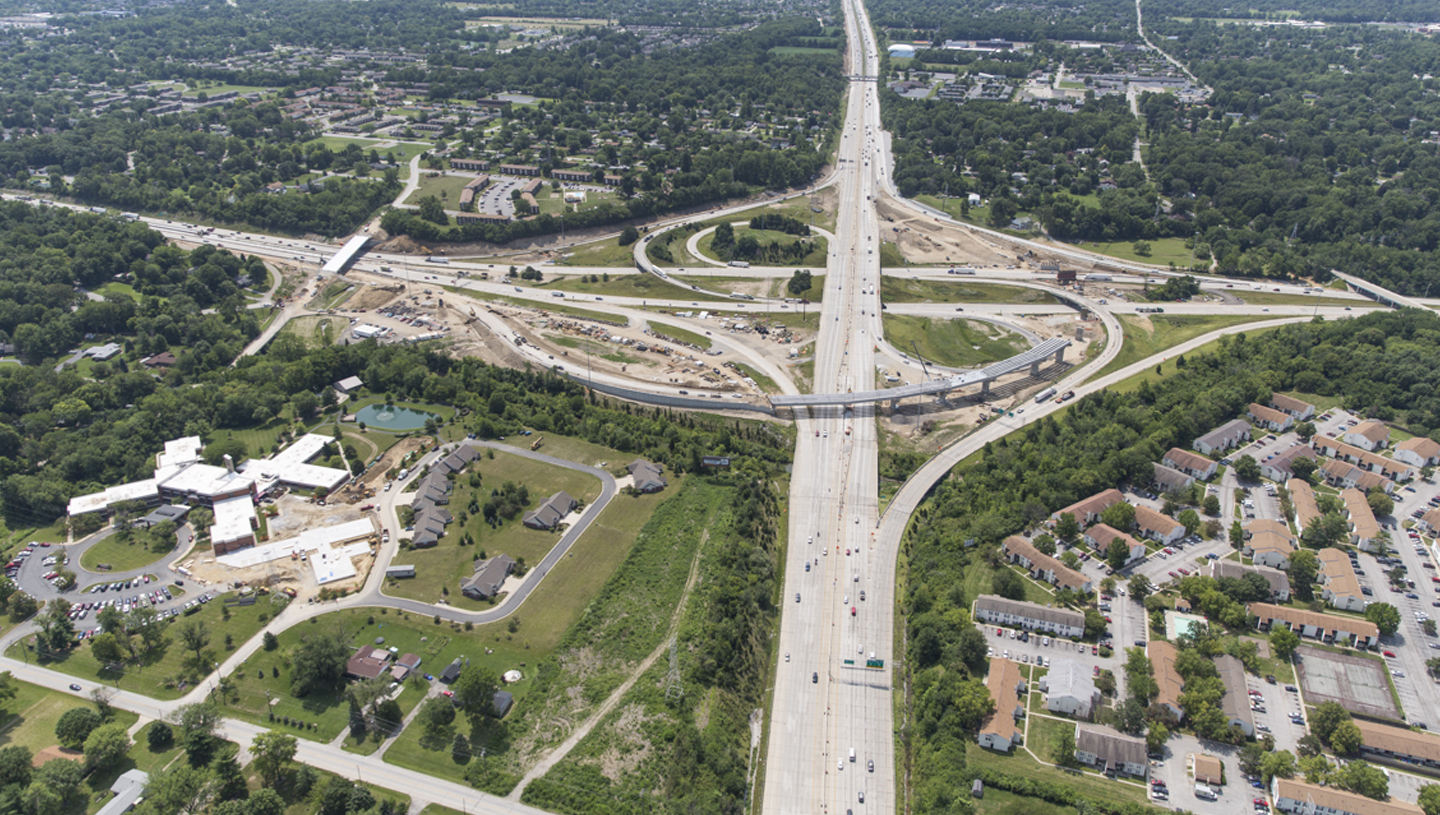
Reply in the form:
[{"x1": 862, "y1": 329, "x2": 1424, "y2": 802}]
[
  {"x1": 910, "y1": 341, "x2": 934, "y2": 382},
  {"x1": 530, "y1": 435, "x2": 544, "y2": 451}
]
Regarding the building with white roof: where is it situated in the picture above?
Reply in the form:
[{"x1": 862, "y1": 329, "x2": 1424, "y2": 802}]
[
  {"x1": 239, "y1": 433, "x2": 350, "y2": 494},
  {"x1": 210, "y1": 494, "x2": 258, "y2": 554}
]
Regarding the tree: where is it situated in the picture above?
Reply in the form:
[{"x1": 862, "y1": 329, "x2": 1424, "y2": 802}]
[
  {"x1": 1061, "y1": 551, "x2": 1082, "y2": 570},
  {"x1": 262, "y1": 631, "x2": 279, "y2": 651},
  {"x1": 1419, "y1": 784, "x2": 1440, "y2": 815},
  {"x1": 1035, "y1": 533, "x2": 1057, "y2": 555},
  {"x1": 290, "y1": 629, "x2": 350, "y2": 696},
  {"x1": 132, "y1": 764, "x2": 208, "y2": 815},
  {"x1": 0, "y1": 745, "x2": 32, "y2": 789},
  {"x1": 23, "y1": 759, "x2": 83, "y2": 815},
  {"x1": 1366, "y1": 602, "x2": 1401, "y2": 635},
  {"x1": 1203, "y1": 494, "x2": 1221, "y2": 516},
  {"x1": 1146, "y1": 722, "x2": 1170, "y2": 754},
  {"x1": 171, "y1": 702, "x2": 220, "y2": 761},
  {"x1": 7, "y1": 592, "x2": 36, "y2": 622},
  {"x1": 251, "y1": 730, "x2": 298, "y2": 787},
  {"x1": 1290, "y1": 549, "x2": 1320, "y2": 600},
  {"x1": 1083, "y1": 608, "x2": 1108, "y2": 640},
  {"x1": 1295, "y1": 421, "x2": 1317, "y2": 442},
  {"x1": 1128, "y1": 574, "x2": 1153, "y2": 600},
  {"x1": 419, "y1": 696, "x2": 456, "y2": 744},
  {"x1": 1270, "y1": 627, "x2": 1301, "y2": 660},
  {"x1": 1052, "y1": 726, "x2": 1078, "y2": 767},
  {"x1": 1100, "y1": 502, "x2": 1135, "y2": 531},
  {"x1": 417, "y1": 195, "x2": 448, "y2": 226},
  {"x1": 1330, "y1": 720, "x2": 1363, "y2": 757},
  {"x1": 617, "y1": 226, "x2": 640, "y2": 246},
  {"x1": 1234, "y1": 455, "x2": 1261, "y2": 481},
  {"x1": 1261, "y1": 750, "x2": 1298, "y2": 782},
  {"x1": 1425, "y1": 619, "x2": 1437, "y2": 637},
  {"x1": 36, "y1": 600, "x2": 74, "y2": 651},
  {"x1": 1106, "y1": 539, "x2": 1131, "y2": 570},
  {"x1": 452, "y1": 665, "x2": 500, "y2": 726},
  {"x1": 1336, "y1": 760, "x2": 1389, "y2": 800},
  {"x1": 787, "y1": 269, "x2": 813, "y2": 296},
  {"x1": 1054, "y1": 513, "x2": 1080, "y2": 542},
  {"x1": 176, "y1": 619, "x2": 210, "y2": 664},
  {"x1": 54, "y1": 706, "x2": 101, "y2": 749},
  {"x1": 1310, "y1": 701, "x2": 1352, "y2": 744},
  {"x1": 147, "y1": 721, "x2": 174, "y2": 750},
  {"x1": 90, "y1": 632, "x2": 124, "y2": 665},
  {"x1": 82, "y1": 723, "x2": 132, "y2": 771},
  {"x1": 991, "y1": 567, "x2": 1027, "y2": 601},
  {"x1": 1229, "y1": 519, "x2": 1245, "y2": 549},
  {"x1": 1368, "y1": 489, "x2": 1395, "y2": 518}
]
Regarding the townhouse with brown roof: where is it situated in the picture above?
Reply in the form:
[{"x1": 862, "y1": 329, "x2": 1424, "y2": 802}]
[
  {"x1": 1354, "y1": 719, "x2": 1440, "y2": 770},
  {"x1": 1321, "y1": 459, "x2": 1395, "y2": 494},
  {"x1": 1420, "y1": 507, "x2": 1440, "y2": 535},
  {"x1": 1288, "y1": 478, "x2": 1322, "y2": 535},
  {"x1": 1210, "y1": 558, "x2": 1290, "y2": 602},
  {"x1": 1249, "y1": 602, "x2": 1380, "y2": 648},
  {"x1": 1214, "y1": 653, "x2": 1254, "y2": 737},
  {"x1": 1341, "y1": 488, "x2": 1382, "y2": 551},
  {"x1": 1312, "y1": 436, "x2": 1413, "y2": 482},
  {"x1": 1270, "y1": 394, "x2": 1315, "y2": 421},
  {"x1": 1395, "y1": 436, "x2": 1440, "y2": 469},
  {"x1": 1163, "y1": 447, "x2": 1217, "y2": 480},
  {"x1": 1134, "y1": 505, "x2": 1185, "y2": 546},
  {"x1": 1244, "y1": 519, "x2": 1297, "y2": 569},
  {"x1": 1318, "y1": 548, "x2": 1366, "y2": 612},
  {"x1": 1272, "y1": 777, "x2": 1422, "y2": 815},
  {"x1": 1001, "y1": 535, "x2": 1093, "y2": 593},
  {"x1": 1050, "y1": 488, "x2": 1124, "y2": 528},
  {"x1": 1345, "y1": 420, "x2": 1391, "y2": 452},
  {"x1": 1248, "y1": 403, "x2": 1295, "y2": 433},
  {"x1": 978, "y1": 657, "x2": 1028, "y2": 752},
  {"x1": 1194, "y1": 419, "x2": 1251, "y2": 455},
  {"x1": 1083, "y1": 523, "x2": 1146, "y2": 565},
  {"x1": 1146, "y1": 640, "x2": 1185, "y2": 721},
  {"x1": 1261, "y1": 445, "x2": 1317, "y2": 482},
  {"x1": 1151, "y1": 462, "x2": 1194, "y2": 494},
  {"x1": 973, "y1": 595, "x2": 1086, "y2": 638}
]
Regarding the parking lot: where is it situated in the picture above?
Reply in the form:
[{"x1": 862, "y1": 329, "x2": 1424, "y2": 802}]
[{"x1": 1149, "y1": 733, "x2": 1266, "y2": 815}]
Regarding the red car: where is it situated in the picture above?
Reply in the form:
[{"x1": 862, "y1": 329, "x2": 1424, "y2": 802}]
[
  {"x1": 1093, "y1": 666, "x2": 1101, "y2": 676},
  {"x1": 1168, "y1": 571, "x2": 1178, "y2": 578},
  {"x1": 1254, "y1": 799, "x2": 1269, "y2": 808},
  {"x1": 850, "y1": 607, "x2": 856, "y2": 616},
  {"x1": 1384, "y1": 650, "x2": 1397, "y2": 658},
  {"x1": 1178, "y1": 568, "x2": 1190, "y2": 575},
  {"x1": 996, "y1": 628, "x2": 1003, "y2": 636},
  {"x1": 1091, "y1": 645, "x2": 1098, "y2": 655}
]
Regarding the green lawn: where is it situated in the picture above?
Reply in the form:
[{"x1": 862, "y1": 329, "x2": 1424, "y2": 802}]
[
  {"x1": 538, "y1": 273, "x2": 729, "y2": 302},
  {"x1": 1095, "y1": 314, "x2": 1275, "y2": 380},
  {"x1": 975, "y1": 786, "x2": 1078, "y2": 815},
  {"x1": 882, "y1": 315, "x2": 1028, "y2": 368},
  {"x1": 340, "y1": 681, "x2": 429, "y2": 755},
  {"x1": 557, "y1": 236, "x2": 643, "y2": 268},
  {"x1": 1236, "y1": 290, "x2": 1365, "y2": 307},
  {"x1": 304, "y1": 137, "x2": 382, "y2": 153},
  {"x1": 387, "y1": 451, "x2": 602, "y2": 608},
  {"x1": 96, "y1": 282, "x2": 141, "y2": 301},
  {"x1": 405, "y1": 173, "x2": 483, "y2": 208},
  {"x1": 79, "y1": 534, "x2": 174, "y2": 572},
  {"x1": 182, "y1": 83, "x2": 274, "y2": 97},
  {"x1": 280, "y1": 315, "x2": 342, "y2": 348},
  {"x1": 270, "y1": 763, "x2": 411, "y2": 815},
  {"x1": 1025, "y1": 715, "x2": 1077, "y2": 765},
  {"x1": 1070, "y1": 238, "x2": 1197, "y2": 267},
  {"x1": 10, "y1": 597, "x2": 278, "y2": 699},
  {"x1": 966, "y1": 743, "x2": 1147, "y2": 808},
  {"x1": 646, "y1": 321, "x2": 712, "y2": 350},
  {"x1": 880, "y1": 241, "x2": 904, "y2": 267},
  {"x1": 534, "y1": 189, "x2": 619, "y2": 217},
  {"x1": 695, "y1": 227, "x2": 828, "y2": 268},
  {"x1": 881, "y1": 278, "x2": 1058, "y2": 305},
  {"x1": 730, "y1": 362, "x2": 779, "y2": 394},
  {"x1": 0, "y1": 678, "x2": 138, "y2": 755}
]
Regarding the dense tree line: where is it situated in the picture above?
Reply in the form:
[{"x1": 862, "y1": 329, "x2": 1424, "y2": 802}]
[{"x1": 868, "y1": 0, "x2": 1138, "y2": 44}]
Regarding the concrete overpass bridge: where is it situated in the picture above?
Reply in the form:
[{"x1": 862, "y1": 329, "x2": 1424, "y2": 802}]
[
  {"x1": 771, "y1": 336, "x2": 1072, "y2": 410},
  {"x1": 1330, "y1": 270, "x2": 1430, "y2": 310}
]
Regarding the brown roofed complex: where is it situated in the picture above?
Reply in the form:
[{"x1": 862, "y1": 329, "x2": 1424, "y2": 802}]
[
  {"x1": 1052, "y1": 488, "x2": 1124, "y2": 527},
  {"x1": 1002, "y1": 535, "x2": 1090, "y2": 591},
  {"x1": 1273, "y1": 778, "x2": 1423, "y2": 815},
  {"x1": 1342, "y1": 488, "x2": 1381, "y2": 542},
  {"x1": 1354, "y1": 719, "x2": 1440, "y2": 767},
  {"x1": 1271, "y1": 394, "x2": 1315, "y2": 418},
  {"x1": 979, "y1": 657, "x2": 1026, "y2": 747},
  {"x1": 1289, "y1": 478, "x2": 1322, "y2": 532},
  {"x1": 1147, "y1": 640, "x2": 1185, "y2": 719}
]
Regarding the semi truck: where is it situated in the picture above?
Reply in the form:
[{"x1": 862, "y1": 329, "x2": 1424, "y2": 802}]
[{"x1": 1034, "y1": 387, "x2": 1057, "y2": 403}]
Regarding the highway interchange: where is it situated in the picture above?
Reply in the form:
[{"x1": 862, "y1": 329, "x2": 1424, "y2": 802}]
[{"x1": 1, "y1": 1, "x2": 1435, "y2": 812}]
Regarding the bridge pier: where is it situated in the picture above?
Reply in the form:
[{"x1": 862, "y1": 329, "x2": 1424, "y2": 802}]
[
  {"x1": 979, "y1": 380, "x2": 990, "y2": 396},
  {"x1": 1054, "y1": 346, "x2": 1066, "y2": 365},
  {"x1": 890, "y1": 397, "x2": 900, "y2": 412},
  {"x1": 1029, "y1": 360, "x2": 1042, "y2": 377}
]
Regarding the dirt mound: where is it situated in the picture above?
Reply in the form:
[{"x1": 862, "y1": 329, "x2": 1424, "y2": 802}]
[
  {"x1": 32, "y1": 746, "x2": 83, "y2": 767},
  {"x1": 348, "y1": 286, "x2": 400, "y2": 311}
]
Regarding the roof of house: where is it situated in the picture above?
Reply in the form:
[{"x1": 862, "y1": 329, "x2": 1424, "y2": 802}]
[
  {"x1": 1266, "y1": 445, "x2": 1317, "y2": 478},
  {"x1": 1289, "y1": 478, "x2": 1322, "y2": 531},
  {"x1": 1249, "y1": 603, "x2": 1380, "y2": 639},
  {"x1": 1147, "y1": 640, "x2": 1185, "y2": 713},
  {"x1": 1319, "y1": 548, "x2": 1363, "y2": 601},
  {"x1": 1354, "y1": 718, "x2": 1440, "y2": 764},
  {"x1": 523, "y1": 490, "x2": 576, "y2": 529},
  {"x1": 1053, "y1": 488, "x2": 1124, "y2": 524},
  {"x1": 1086, "y1": 523, "x2": 1143, "y2": 553},
  {"x1": 1397, "y1": 436, "x2": 1440, "y2": 460},
  {"x1": 1351, "y1": 420, "x2": 1391, "y2": 444},
  {"x1": 1271, "y1": 394, "x2": 1314, "y2": 415},
  {"x1": 1214, "y1": 653, "x2": 1254, "y2": 729},
  {"x1": 980, "y1": 657, "x2": 1025, "y2": 744},
  {"x1": 1164, "y1": 447, "x2": 1213, "y2": 473},
  {"x1": 1003, "y1": 536, "x2": 1089, "y2": 590},
  {"x1": 1045, "y1": 658, "x2": 1097, "y2": 702},
  {"x1": 1210, "y1": 559, "x2": 1290, "y2": 598},
  {"x1": 1075, "y1": 725, "x2": 1147, "y2": 768},
  {"x1": 1311, "y1": 437, "x2": 1400, "y2": 478},
  {"x1": 1245, "y1": 519, "x2": 1294, "y2": 543},
  {"x1": 1423, "y1": 507, "x2": 1440, "y2": 530},
  {"x1": 346, "y1": 646, "x2": 391, "y2": 679},
  {"x1": 1134, "y1": 505, "x2": 1183, "y2": 536},
  {"x1": 1196, "y1": 418, "x2": 1251, "y2": 448},
  {"x1": 334, "y1": 375, "x2": 364, "y2": 392},
  {"x1": 973, "y1": 595, "x2": 1086, "y2": 630},
  {"x1": 1152, "y1": 462, "x2": 1194, "y2": 492},
  {"x1": 627, "y1": 458, "x2": 667, "y2": 491},
  {"x1": 97, "y1": 770, "x2": 149, "y2": 815},
  {"x1": 397, "y1": 653, "x2": 422, "y2": 670},
  {"x1": 1249, "y1": 403, "x2": 1292, "y2": 426},
  {"x1": 1193, "y1": 754, "x2": 1223, "y2": 785},
  {"x1": 461, "y1": 554, "x2": 516, "y2": 598},
  {"x1": 440, "y1": 660, "x2": 463, "y2": 682},
  {"x1": 1342, "y1": 488, "x2": 1381, "y2": 540},
  {"x1": 1274, "y1": 778, "x2": 1423, "y2": 815}
]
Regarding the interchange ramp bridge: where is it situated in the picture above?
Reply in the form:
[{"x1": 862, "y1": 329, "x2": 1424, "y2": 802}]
[{"x1": 772, "y1": 337, "x2": 1072, "y2": 409}]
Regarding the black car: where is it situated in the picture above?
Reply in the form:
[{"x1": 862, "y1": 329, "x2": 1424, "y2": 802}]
[{"x1": 812, "y1": 672, "x2": 818, "y2": 683}]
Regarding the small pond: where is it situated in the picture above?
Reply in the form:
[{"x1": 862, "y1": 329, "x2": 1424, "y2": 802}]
[{"x1": 355, "y1": 404, "x2": 436, "y2": 431}]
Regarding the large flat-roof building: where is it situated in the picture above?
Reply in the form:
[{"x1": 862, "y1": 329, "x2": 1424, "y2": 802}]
[
  {"x1": 978, "y1": 657, "x2": 1027, "y2": 752},
  {"x1": 973, "y1": 595, "x2": 1085, "y2": 638}
]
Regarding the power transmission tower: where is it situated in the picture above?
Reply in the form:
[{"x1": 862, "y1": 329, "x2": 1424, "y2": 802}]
[{"x1": 663, "y1": 635, "x2": 684, "y2": 701}]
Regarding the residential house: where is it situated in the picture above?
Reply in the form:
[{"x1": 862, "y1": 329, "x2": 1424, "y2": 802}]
[
  {"x1": 1041, "y1": 659, "x2": 1100, "y2": 719},
  {"x1": 1289, "y1": 478, "x2": 1322, "y2": 534},
  {"x1": 1262, "y1": 445, "x2": 1318, "y2": 482},
  {"x1": 1051, "y1": 488, "x2": 1124, "y2": 528},
  {"x1": 1209, "y1": 559, "x2": 1291, "y2": 602},
  {"x1": 523, "y1": 490, "x2": 577, "y2": 530},
  {"x1": 627, "y1": 459, "x2": 668, "y2": 493},
  {"x1": 433, "y1": 445, "x2": 479, "y2": 476},
  {"x1": 1312, "y1": 436, "x2": 1414, "y2": 482},
  {"x1": 439, "y1": 659, "x2": 463, "y2": 683},
  {"x1": 1147, "y1": 640, "x2": 1186, "y2": 722},
  {"x1": 1271, "y1": 394, "x2": 1315, "y2": 421},
  {"x1": 333, "y1": 375, "x2": 364, "y2": 393},
  {"x1": 492, "y1": 690, "x2": 514, "y2": 717},
  {"x1": 978, "y1": 658, "x2": 1028, "y2": 752},
  {"x1": 1345, "y1": 420, "x2": 1391, "y2": 451},
  {"x1": 1214, "y1": 654, "x2": 1255, "y2": 737},
  {"x1": 1318, "y1": 548, "x2": 1366, "y2": 612},
  {"x1": 1244, "y1": 519, "x2": 1298, "y2": 569},
  {"x1": 1001, "y1": 536, "x2": 1092, "y2": 593},
  {"x1": 1394, "y1": 437, "x2": 1440, "y2": 469},
  {"x1": 1354, "y1": 719, "x2": 1440, "y2": 771},
  {"x1": 391, "y1": 653, "x2": 422, "y2": 681},
  {"x1": 1321, "y1": 459, "x2": 1394, "y2": 494},
  {"x1": 1074, "y1": 725, "x2": 1148, "y2": 778},
  {"x1": 461, "y1": 554, "x2": 516, "y2": 600},
  {"x1": 1419, "y1": 507, "x2": 1440, "y2": 535},
  {"x1": 1271, "y1": 778, "x2": 1422, "y2": 815},
  {"x1": 1084, "y1": 523, "x2": 1146, "y2": 565},
  {"x1": 1152, "y1": 462, "x2": 1195, "y2": 494},
  {"x1": 972, "y1": 595, "x2": 1085, "y2": 638},
  {"x1": 1193, "y1": 755, "x2": 1224, "y2": 787},
  {"x1": 96, "y1": 771, "x2": 150, "y2": 815},
  {"x1": 1249, "y1": 403, "x2": 1295, "y2": 433},
  {"x1": 1248, "y1": 602, "x2": 1380, "y2": 648},
  {"x1": 1194, "y1": 419, "x2": 1251, "y2": 455},
  {"x1": 1134, "y1": 506, "x2": 1185, "y2": 546},
  {"x1": 1163, "y1": 448, "x2": 1217, "y2": 480},
  {"x1": 345, "y1": 646, "x2": 392, "y2": 680},
  {"x1": 1341, "y1": 488, "x2": 1382, "y2": 551}
]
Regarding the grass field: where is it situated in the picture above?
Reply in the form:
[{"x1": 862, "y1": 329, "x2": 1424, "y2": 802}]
[
  {"x1": 882, "y1": 315, "x2": 1029, "y2": 368},
  {"x1": 730, "y1": 362, "x2": 778, "y2": 394},
  {"x1": 1024, "y1": 715, "x2": 1076, "y2": 763},
  {"x1": 281, "y1": 315, "x2": 342, "y2": 348},
  {"x1": 975, "y1": 786, "x2": 1077, "y2": 815},
  {"x1": 881, "y1": 278, "x2": 1058, "y2": 305},
  {"x1": 1236, "y1": 290, "x2": 1364, "y2": 307},
  {"x1": 961, "y1": 553, "x2": 1054, "y2": 607},
  {"x1": 695, "y1": 227, "x2": 829, "y2": 268},
  {"x1": 647, "y1": 321, "x2": 712, "y2": 350},
  {"x1": 966, "y1": 741, "x2": 1147, "y2": 808},
  {"x1": 11, "y1": 597, "x2": 276, "y2": 699},
  {"x1": 1095, "y1": 314, "x2": 1274, "y2": 380},
  {"x1": 79, "y1": 534, "x2": 173, "y2": 572},
  {"x1": 96, "y1": 281, "x2": 141, "y2": 301},
  {"x1": 1072, "y1": 238, "x2": 1196, "y2": 267},
  {"x1": 404, "y1": 173, "x2": 481, "y2": 208},
  {"x1": 0, "y1": 679, "x2": 139, "y2": 755},
  {"x1": 557, "y1": 236, "x2": 643, "y2": 267},
  {"x1": 386, "y1": 452, "x2": 603, "y2": 608},
  {"x1": 305, "y1": 136, "x2": 382, "y2": 153},
  {"x1": 1108, "y1": 325, "x2": 1289, "y2": 394},
  {"x1": 539, "y1": 273, "x2": 729, "y2": 302},
  {"x1": 182, "y1": 83, "x2": 273, "y2": 97},
  {"x1": 534, "y1": 189, "x2": 618, "y2": 217},
  {"x1": 769, "y1": 46, "x2": 839, "y2": 55}
]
